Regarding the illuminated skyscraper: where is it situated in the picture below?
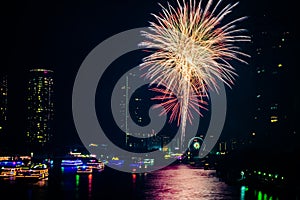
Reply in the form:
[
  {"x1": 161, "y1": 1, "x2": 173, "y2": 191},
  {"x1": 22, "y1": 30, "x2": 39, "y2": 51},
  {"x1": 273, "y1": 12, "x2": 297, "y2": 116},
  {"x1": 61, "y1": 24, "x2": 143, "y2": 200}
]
[
  {"x1": 119, "y1": 72, "x2": 158, "y2": 150},
  {"x1": 0, "y1": 75, "x2": 8, "y2": 137},
  {"x1": 252, "y1": 30, "x2": 289, "y2": 136},
  {"x1": 249, "y1": 13, "x2": 296, "y2": 148},
  {"x1": 26, "y1": 69, "x2": 54, "y2": 149}
]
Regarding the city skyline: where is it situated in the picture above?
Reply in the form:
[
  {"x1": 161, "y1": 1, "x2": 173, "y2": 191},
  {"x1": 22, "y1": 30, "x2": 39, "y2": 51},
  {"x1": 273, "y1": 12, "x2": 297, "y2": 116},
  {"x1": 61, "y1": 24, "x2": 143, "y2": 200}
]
[
  {"x1": 0, "y1": 1, "x2": 298, "y2": 199},
  {"x1": 1, "y1": 0, "x2": 298, "y2": 153}
]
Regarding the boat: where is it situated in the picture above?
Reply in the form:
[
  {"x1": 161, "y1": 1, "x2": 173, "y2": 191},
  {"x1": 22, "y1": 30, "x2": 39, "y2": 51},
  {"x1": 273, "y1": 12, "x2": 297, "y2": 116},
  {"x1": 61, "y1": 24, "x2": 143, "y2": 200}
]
[
  {"x1": 76, "y1": 165, "x2": 93, "y2": 174},
  {"x1": 87, "y1": 159, "x2": 105, "y2": 171},
  {"x1": 0, "y1": 160, "x2": 25, "y2": 180},
  {"x1": 76, "y1": 159, "x2": 105, "y2": 174},
  {"x1": 0, "y1": 167, "x2": 20, "y2": 180},
  {"x1": 15, "y1": 163, "x2": 49, "y2": 182},
  {"x1": 61, "y1": 159, "x2": 83, "y2": 167}
]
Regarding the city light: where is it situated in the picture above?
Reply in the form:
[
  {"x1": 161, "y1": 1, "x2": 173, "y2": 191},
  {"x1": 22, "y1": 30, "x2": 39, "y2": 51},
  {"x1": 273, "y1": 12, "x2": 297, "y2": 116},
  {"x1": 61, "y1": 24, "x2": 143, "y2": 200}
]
[{"x1": 0, "y1": 0, "x2": 297, "y2": 199}]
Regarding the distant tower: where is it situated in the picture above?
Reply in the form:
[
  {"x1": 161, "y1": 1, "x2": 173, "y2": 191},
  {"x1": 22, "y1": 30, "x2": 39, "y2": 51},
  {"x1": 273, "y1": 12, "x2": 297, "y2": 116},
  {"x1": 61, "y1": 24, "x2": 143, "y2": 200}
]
[
  {"x1": 26, "y1": 69, "x2": 54, "y2": 150},
  {"x1": 120, "y1": 74, "x2": 132, "y2": 147},
  {"x1": 0, "y1": 75, "x2": 8, "y2": 137},
  {"x1": 120, "y1": 72, "x2": 144, "y2": 148}
]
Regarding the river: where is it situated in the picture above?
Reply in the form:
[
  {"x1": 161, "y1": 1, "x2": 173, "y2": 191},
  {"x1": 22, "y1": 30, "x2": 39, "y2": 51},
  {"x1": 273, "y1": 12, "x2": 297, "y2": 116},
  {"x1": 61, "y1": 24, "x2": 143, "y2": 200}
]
[{"x1": 0, "y1": 163, "x2": 298, "y2": 199}]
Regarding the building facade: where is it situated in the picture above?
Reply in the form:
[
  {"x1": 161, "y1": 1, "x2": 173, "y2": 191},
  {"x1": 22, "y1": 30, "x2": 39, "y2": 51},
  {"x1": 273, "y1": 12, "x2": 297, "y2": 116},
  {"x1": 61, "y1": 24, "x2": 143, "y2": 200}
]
[
  {"x1": 0, "y1": 75, "x2": 8, "y2": 144},
  {"x1": 25, "y1": 69, "x2": 54, "y2": 150}
]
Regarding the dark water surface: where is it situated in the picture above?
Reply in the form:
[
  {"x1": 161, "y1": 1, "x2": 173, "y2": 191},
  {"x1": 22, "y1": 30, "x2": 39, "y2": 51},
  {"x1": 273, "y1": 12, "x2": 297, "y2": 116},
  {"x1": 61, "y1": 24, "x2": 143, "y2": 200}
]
[{"x1": 0, "y1": 164, "x2": 298, "y2": 200}]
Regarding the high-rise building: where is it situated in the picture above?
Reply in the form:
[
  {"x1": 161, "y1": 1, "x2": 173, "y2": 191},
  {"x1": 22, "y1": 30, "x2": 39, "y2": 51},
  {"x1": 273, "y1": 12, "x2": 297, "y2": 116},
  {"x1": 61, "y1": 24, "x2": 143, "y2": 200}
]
[
  {"x1": 0, "y1": 75, "x2": 8, "y2": 137},
  {"x1": 120, "y1": 73, "x2": 133, "y2": 147},
  {"x1": 119, "y1": 72, "x2": 164, "y2": 151},
  {"x1": 219, "y1": 14, "x2": 296, "y2": 152},
  {"x1": 250, "y1": 15, "x2": 293, "y2": 146},
  {"x1": 25, "y1": 69, "x2": 54, "y2": 150}
]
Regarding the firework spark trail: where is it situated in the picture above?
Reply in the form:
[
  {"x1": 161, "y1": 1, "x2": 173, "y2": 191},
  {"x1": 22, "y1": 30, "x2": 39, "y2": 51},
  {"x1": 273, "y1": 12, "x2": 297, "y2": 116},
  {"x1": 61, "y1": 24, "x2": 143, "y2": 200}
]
[{"x1": 139, "y1": 0, "x2": 250, "y2": 150}]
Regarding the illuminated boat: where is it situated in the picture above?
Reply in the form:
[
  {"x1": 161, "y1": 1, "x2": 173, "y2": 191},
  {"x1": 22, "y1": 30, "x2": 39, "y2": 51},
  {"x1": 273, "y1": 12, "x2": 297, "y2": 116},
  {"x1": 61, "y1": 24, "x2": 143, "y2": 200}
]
[
  {"x1": 15, "y1": 163, "x2": 49, "y2": 181},
  {"x1": 76, "y1": 159, "x2": 105, "y2": 174},
  {"x1": 0, "y1": 167, "x2": 20, "y2": 180},
  {"x1": 61, "y1": 159, "x2": 83, "y2": 166},
  {"x1": 87, "y1": 159, "x2": 105, "y2": 171},
  {"x1": 0, "y1": 160, "x2": 25, "y2": 180},
  {"x1": 76, "y1": 165, "x2": 93, "y2": 174}
]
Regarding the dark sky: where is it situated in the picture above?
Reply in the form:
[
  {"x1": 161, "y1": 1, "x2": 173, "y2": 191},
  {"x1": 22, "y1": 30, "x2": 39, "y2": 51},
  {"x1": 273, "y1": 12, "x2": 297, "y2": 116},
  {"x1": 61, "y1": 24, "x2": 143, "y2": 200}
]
[{"x1": 1, "y1": 0, "x2": 297, "y2": 149}]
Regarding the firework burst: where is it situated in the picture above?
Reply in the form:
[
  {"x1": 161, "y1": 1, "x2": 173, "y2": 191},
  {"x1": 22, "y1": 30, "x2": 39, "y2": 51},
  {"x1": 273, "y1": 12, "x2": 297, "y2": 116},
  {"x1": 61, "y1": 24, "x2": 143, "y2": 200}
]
[{"x1": 139, "y1": 0, "x2": 250, "y2": 149}]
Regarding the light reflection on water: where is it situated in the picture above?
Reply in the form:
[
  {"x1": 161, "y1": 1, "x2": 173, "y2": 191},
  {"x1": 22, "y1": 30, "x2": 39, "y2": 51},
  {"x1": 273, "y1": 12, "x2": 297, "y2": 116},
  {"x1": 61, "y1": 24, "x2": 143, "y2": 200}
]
[
  {"x1": 140, "y1": 164, "x2": 240, "y2": 200},
  {"x1": 0, "y1": 164, "x2": 298, "y2": 200}
]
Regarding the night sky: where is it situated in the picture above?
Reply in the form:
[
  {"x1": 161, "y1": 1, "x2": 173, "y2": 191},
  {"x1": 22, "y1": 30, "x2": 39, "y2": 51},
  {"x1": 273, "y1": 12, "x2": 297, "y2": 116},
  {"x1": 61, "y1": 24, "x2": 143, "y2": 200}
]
[{"x1": 1, "y1": 0, "x2": 297, "y2": 150}]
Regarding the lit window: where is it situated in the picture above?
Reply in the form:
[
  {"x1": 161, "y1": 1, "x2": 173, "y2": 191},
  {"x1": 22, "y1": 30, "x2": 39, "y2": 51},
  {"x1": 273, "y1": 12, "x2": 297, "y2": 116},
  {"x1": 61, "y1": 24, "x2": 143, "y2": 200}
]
[{"x1": 270, "y1": 116, "x2": 278, "y2": 123}]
